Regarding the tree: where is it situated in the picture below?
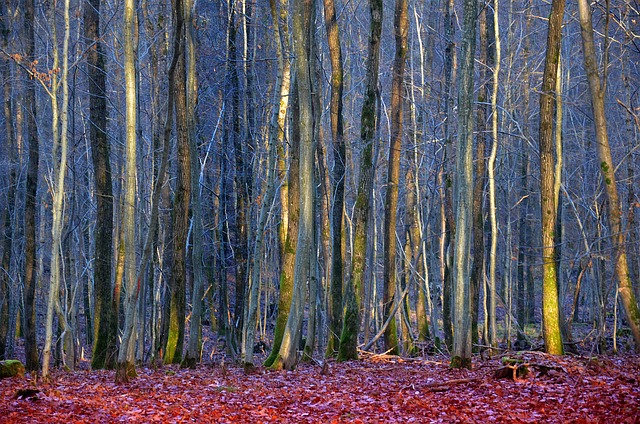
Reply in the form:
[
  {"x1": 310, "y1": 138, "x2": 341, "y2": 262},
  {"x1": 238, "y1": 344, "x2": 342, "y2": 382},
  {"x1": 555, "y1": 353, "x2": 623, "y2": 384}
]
[
  {"x1": 165, "y1": 0, "x2": 191, "y2": 365},
  {"x1": 0, "y1": 1, "x2": 17, "y2": 361},
  {"x1": 263, "y1": 0, "x2": 294, "y2": 369},
  {"x1": 537, "y1": 0, "x2": 565, "y2": 356},
  {"x1": 322, "y1": 0, "x2": 346, "y2": 359},
  {"x1": 115, "y1": 0, "x2": 140, "y2": 383},
  {"x1": 86, "y1": 0, "x2": 117, "y2": 370},
  {"x1": 577, "y1": 0, "x2": 640, "y2": 350},
  {"x1": 21, "y1": 0, "x2": 40, "y2": 374},
  {"x1": 43, "y1": 0, "x2": 73, "y2": 379},
  {"x1": 450, "y1": 0, "x2": 477, "y2": 369},
  {"x1": 337, "y1": 0, "x2": 383, "y2": 362},
  {"x1": 382, "y1": 0, "x2": 408, "y2": 355},
  {"x1": 270, "y1": 0, "x2": 314, "y2": 371}
]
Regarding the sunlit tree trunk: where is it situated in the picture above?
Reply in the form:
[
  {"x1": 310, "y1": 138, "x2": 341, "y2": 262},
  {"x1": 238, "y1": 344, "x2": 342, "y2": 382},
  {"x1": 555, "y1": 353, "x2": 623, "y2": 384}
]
[
  {"x1": 382, "y1": 0, "x2": 408, "y2": 355},
  {"x1": 271, "y1": 0, "x2": 314, "y2": 371},
  {"x1": 538, "y1": 0, "x2": 565, "y2": 356},
  {"x1": 263, "y1": 0, "x2": 293, "y2": 368},
  {"x1": 337, "y1": 0, "x2": 382, "y2": 362},
  {"x1": 115, "y1": 0, "x2": 140, "y2": 383},
  {"x1": 471, "y1": 1, "x2": 487, "y2": 349},
  {"x1": 450, "y1": 0, "x2": 477, "y2": 370},
  {"x1": 43, "y1": 0, "x2": 73, "y2": 378},
  {"x1": 486, "y1": 0, "x2": 501, "y2": 349},
  {"x1": 577, "y1": 0, "x2": 640, "y2": 351}
]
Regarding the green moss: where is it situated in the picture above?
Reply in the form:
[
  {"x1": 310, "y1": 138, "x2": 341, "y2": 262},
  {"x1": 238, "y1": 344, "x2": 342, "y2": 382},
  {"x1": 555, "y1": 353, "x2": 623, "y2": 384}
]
[
  {"x1": 450, "y1": 356, "x2": 472, "y2": 369},
  {"x1": 0, "y1": 360, "x2": 25, "y2": 378}
]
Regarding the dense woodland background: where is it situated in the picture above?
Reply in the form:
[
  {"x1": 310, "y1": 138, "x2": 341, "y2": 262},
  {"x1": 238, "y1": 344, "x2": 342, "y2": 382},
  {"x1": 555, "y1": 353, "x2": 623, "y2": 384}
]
[{"x1": 0, "y1": 0, "x2": 638, "y2": 381}]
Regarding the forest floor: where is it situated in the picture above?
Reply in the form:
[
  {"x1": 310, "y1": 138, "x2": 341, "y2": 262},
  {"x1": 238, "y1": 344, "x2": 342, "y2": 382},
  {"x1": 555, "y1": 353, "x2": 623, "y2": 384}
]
[{"x1": 1, "y1": 351, "x2": 639, "y2": 423}]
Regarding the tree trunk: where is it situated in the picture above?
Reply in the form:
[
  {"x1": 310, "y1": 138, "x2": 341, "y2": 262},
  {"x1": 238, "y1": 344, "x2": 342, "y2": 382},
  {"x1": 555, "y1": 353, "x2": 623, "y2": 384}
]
[
  {"x1": 85, "y1": 0, "x2": 116, "y2": 371},
  {"x1": 538, "y1": 0, "x2": 566, "y2": 356},
  {"x1": 486, "y1": 0, "x2": 501, "y2": 349},
  {"x1": 270, "y1": 0, "x2": 314, "y2": 370},
  {"x1": 21, "y1": 0, "x2": 40, "y2": 374},
  {"x1": 263, "y1": 0, "x2": 294, "y2": 368},
  {"x1": 0, "y1": 5, "x2": 17, "y2": 360},
  {"x1": 450, "y1": 0, "x2": 477, "y2": 370},
  {"x1": 337, "y1": 0, "x2": 382, "y2": 362},
  {"x1": 322, "y1": 0, "x2": 346, "y2": 359},
  {"x1": 43, "y1": 0, "x2": 73, "y2": 379},
  {"x1": 382, "y1": 0, "x2": 408, "y2": 356},
  {"x1": 115, "y1": 0, "x2": 140, "y2": 383},
  {"x1": 577, "y1": 0, "x2": 640, "y2": 350},
  {"x1": 183, "y1": 0, "x2": 204, "y2": 368},
  {"x1": 165, "y1": 0, "x2": 190, "y2": 365}
]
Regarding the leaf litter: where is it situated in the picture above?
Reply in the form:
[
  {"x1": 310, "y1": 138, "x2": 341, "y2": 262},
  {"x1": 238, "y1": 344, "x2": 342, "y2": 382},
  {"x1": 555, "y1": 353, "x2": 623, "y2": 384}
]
[{"x1": 0, "y1": 354, "x2": 638, "y2": 423}]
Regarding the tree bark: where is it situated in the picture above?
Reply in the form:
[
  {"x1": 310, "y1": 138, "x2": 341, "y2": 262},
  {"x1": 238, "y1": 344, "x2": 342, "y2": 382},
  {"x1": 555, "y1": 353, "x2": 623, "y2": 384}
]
[
  {"x1": 538, "y1": 0, "x2": 566, "y2": 356},
  {"x1": 337, "y1": 0, "x2": 383, "y2": 362},
  {"x1": 165, "y1": 0, "x2": 190, "y2": 365},
  {"x1": 115, "y1": 0, "x2": 140, "y2": 383},
  {"x1": 271, "y1": 0, "x2": 314, "y2": 370},
  {"x1": 21, "y1": 0, "x2": 40, "y2": 374},
  {"x1": 451, "y1": 0, "x2": 477, "y2": 370},
  {"x1": 322, "y1": 0, "x2": 346, "y2": 359},
  {"x1": 577, "y1": 0, "x2": 640, "y2": 351},
  {"x1": 382, "y1": 0, "x2": 408, "y2": 356},
  {"x1": 85, "y1": 0, "x2": 117, "y2": 371}
]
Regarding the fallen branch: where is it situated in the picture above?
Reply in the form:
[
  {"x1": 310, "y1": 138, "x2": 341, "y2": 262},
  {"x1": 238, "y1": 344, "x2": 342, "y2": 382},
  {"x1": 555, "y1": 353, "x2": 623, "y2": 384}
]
[{"x1": 424, "y1": 377, "x2": 480, "y2": 392}]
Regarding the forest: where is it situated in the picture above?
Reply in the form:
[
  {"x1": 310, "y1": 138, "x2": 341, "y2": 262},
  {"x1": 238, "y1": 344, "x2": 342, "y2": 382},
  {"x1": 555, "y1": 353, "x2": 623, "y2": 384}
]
[{"x1": 0, "y1": 0, "x2": 639, "y2": 402}]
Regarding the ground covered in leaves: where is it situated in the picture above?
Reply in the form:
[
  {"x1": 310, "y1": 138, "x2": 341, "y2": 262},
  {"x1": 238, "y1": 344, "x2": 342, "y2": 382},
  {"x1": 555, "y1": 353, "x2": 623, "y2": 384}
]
[{"x1": 1, "y1": 353, "x2": 639, "y2": 423}]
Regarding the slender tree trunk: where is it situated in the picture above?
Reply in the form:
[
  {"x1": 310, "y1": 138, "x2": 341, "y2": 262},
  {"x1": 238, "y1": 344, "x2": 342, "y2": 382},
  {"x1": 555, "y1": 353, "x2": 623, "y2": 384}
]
[
  {"x1": 22, "y1": 0, "x2": 40, "y2": 374},
  {"x1": 471, "y1": 1, "x2": 487, "y2": 349},
  {"x1": 486, "y1": 0, "x2": 501, "y2": 349},
  {"x1": 337, "y1": 0, "x2": 383, "y2": 362},
  {"x1": 450, "y1": 0, "x2": 477, "y2": 370},
  {"x1": 263, "y1": 0, "x2": 293, "y2": 368},
  {"x1": 183, "y1": 0, "x2": 204, "y2": 368},
  {"x1": 165, "y1": 0, "x2": 190, "y2": 365},
  {"x1": 115, "y1": 0, "x2": 140, "y2": 383},
  {"x1": 0, "y1": 5, "x2": 16, "y2": 360},
  {"x1": 440, "y1": 0, "x2": 456, "y2": 352},
  {"x1": 382, "y1": 0, "x2": 408, "y2": 355},
  {"x1": 322, "y1": 0, "x2": 346, "y2": 358},
  {"x1": 43, "y1": 0, "x2": 73, "y2": 379},
  {"x1": 538, "y1": 0, "x2": 565, "y2": 356},
  {"x1": 577, "y1": 0, "x2": 640, "y2": 350}
]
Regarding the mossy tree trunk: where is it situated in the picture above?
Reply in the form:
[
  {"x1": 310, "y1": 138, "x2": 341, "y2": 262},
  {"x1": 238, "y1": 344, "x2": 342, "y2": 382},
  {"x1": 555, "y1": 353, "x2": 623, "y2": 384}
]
[
  {"x1": 538, "y1": 0, "x2": 566, "y2": 356},
  {"x1": 577, "y1": 0, "x2": 640, "y2": 351},
  {"x1": 263, "y1": 0, "x2": 294, "y2": 369},
  {"x1": 165, "y1": 0, "x2": 190, "y2": 365},
  {"x1": 270, "y1": 0, "x2": 314, "y2": 370},
  {"x1": 337, "y1": 0, "x2": 383, "y2": 362}
]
